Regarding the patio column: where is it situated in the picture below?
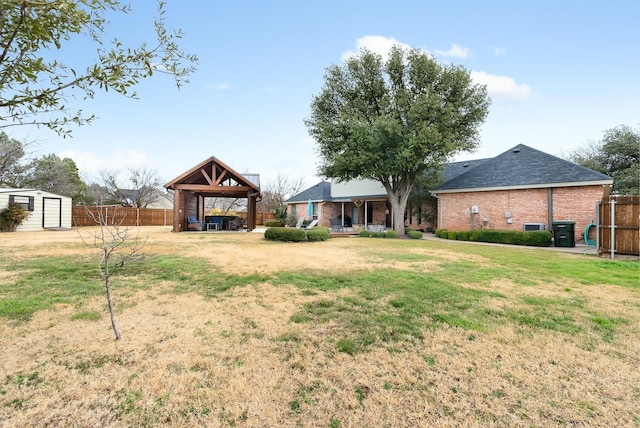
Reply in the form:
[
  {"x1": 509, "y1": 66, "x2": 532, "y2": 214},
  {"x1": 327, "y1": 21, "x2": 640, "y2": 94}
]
[{"x1": 172, "y1": 189, "x2": 183, "y2": 232}]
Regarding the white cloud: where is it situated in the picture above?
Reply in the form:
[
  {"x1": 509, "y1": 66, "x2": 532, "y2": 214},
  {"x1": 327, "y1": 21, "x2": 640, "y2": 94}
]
[
  {"x1": 491, "y1": 46, "x2": 507, "y2": 56},
  {"x1": 204, "y1": 82, "x2": 229, "y2": 91},
  {"x1": 341, "y1": 35, "x2": 412, "y2": 61},
  {"x1": 59, "y1": 148, "x2": 150, "y2": 181},
  {"x1": 470, "y1": 70, "x2": 533, "y2": 101},
  {"x1": 435, "y1": 43, "x2": 471, "y2": 59}
]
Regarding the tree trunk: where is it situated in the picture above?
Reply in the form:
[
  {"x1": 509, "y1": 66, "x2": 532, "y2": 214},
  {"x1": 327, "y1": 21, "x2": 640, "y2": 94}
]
[
  {"x1": 384, "y1": 182, "x2": 412, "y2": 236},
  {"x1": 104, "y1": 276, "x2": 121, "y2": 340}
]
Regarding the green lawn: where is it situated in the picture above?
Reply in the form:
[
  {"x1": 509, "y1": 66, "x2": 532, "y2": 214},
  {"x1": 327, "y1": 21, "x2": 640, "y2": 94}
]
[{"x1": 0, "y1": 230, "x2": 638, "y2": 427}]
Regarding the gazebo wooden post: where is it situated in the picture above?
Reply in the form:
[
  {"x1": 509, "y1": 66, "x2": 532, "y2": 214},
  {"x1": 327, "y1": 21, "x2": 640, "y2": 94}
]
[
  {"x1": 247, "y1": 191, "x2": 257, "y2": 232},
  {"x1": 172, "y1": 189, "x2": 182, "y2": 232}
]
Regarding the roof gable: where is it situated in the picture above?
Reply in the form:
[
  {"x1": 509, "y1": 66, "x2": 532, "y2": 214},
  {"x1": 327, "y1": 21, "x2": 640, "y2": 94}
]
[
  {"x1": 435, "y1": 144, "x2": 612, "y2": 192},
  {"x1": 164, "y1": 157, "x2": 260, "y2": 196},
  {"x1": 286, "y1": 181, "x2": 331, "y2": 203}
]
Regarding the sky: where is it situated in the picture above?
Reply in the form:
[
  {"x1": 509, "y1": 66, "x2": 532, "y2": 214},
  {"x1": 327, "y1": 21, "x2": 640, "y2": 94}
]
[{"x1": 6, "y1": 0, "x2": 640, "y2": 190}]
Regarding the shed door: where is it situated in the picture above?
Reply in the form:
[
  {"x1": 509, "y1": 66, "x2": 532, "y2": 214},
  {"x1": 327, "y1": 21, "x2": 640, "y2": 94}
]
[{"x1": 43, "y1": 197, "x2": 62, "y2": 228}]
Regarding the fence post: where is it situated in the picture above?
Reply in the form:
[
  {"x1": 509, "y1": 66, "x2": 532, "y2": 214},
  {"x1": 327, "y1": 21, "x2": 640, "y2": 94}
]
[{"x1": 610, "y1": 199, "x2": 615, "y2": 260}]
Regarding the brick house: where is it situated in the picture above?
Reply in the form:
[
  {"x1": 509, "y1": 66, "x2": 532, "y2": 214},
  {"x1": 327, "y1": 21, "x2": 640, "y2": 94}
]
[
  {"x1": 431, "y1": 144, "x2": 613, "y2": 238},
  {"x1": 286, "y1": 180, "x2": 392, "y2": 230}
]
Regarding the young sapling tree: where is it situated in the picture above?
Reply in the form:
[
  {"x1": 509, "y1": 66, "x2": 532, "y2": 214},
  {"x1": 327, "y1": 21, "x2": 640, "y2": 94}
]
[{"x1": 79, "y1": 205, "x2": 146, "y2": 340}]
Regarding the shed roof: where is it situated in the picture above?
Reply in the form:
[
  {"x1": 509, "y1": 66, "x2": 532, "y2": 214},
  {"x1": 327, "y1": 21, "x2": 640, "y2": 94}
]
[
  {"x1": 433, "y1": 144, "x2": 612, "y2": 193},
  {"x1": 0, "y1": 188, "x2": 71, "y2": 199}
]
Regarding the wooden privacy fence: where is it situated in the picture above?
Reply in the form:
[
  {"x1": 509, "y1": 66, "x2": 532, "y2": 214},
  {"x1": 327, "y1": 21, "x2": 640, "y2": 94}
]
[
  {"x1": 72, "y1": 206, "x2": 173, "y2": 227},
  {"x1": 598, "y1": 196, "x2": 639, "y2": 257},
  {"x1": 73, "y1": 207, "x2": 277, "y2": 227}
]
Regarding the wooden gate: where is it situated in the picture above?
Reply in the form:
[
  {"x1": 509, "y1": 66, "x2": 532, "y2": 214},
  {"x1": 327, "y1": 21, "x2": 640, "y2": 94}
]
[{"x1": 598, "y1": 196, "x2": 639, "y2": 256}]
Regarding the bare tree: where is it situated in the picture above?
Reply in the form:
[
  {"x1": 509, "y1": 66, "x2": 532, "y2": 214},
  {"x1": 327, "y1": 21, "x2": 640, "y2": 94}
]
[
  {"x1": 97, "y1": 166, "x2": 164, "y2": 208},
  {"x1": 79, "y1": 205, "x2": 146, "y2": 340},
  {"x1": 257, "y1": 173, "x2": 306, "y2": 214},
  {"x1": 128, "y1": 166, "x2": 164, "y2": 208},
  {"x1": 206, "y1": 196, "x2": 246, "y2": 214},
  {"x1": 96, "y1": 169, "x2": 125, "y2": 205}
]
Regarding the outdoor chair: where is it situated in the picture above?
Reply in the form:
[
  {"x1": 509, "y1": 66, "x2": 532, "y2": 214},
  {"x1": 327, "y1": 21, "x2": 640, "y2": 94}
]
[
  {"x1": 294, "y1": 217, "x2": 305, "y2": 229},
  {"x1": 187, "y1": 215, "x2": 205, "y2": 231},
  {"x1": 304, "y1": 219, "x2": 318, "y2": 230},
  {"x1": 228, "y1": 216, "x2": 246, "y2": 231},
  {"x1": 330, "y1": 218, "x2": 344, "y2": 231},
  {"x1": 207, "y1": 217, "x2": 223, "y2": 231}
]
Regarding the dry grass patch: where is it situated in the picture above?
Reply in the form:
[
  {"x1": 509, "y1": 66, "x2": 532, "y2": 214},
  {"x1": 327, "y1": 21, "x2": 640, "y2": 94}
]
[{"x1": 0, "y1": 227, "x2": 638, "y2": 427}]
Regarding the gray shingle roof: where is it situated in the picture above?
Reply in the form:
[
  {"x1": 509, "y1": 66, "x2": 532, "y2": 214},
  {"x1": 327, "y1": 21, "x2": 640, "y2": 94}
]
[
  {"x1": 434, "y1": 144, "x2": 612, "y2": 192},
  {"x1": 439, "y1": 158, "x2": 490, "y2": 182},
  {"x1": 286, "y1": 181, "x2": 331, "y2": 203}
]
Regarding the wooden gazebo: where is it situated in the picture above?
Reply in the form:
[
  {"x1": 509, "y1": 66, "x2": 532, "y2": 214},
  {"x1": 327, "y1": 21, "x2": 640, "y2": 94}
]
[{"x1": 164, "y1": 157, "x2": 261, "y2": 232}]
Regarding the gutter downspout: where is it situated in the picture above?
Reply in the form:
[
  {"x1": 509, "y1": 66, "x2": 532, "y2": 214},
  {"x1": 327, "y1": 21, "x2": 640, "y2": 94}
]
[
  {"x1": 595, "y1": 201, "x2": 600, "y2": 256},
  {"x1": 547, "y1": 188, "x2": 553, "y2": 231}
]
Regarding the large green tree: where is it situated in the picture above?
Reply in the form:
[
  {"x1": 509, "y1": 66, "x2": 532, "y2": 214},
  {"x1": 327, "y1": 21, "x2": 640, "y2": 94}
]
[
  {"x1": 20, "y1": 153, "x2": 88, "y2": 200},
  {"x1": 305, "y1": 46, "x2": 490, "y2": 235},
  {"x1": 0, "y1": 0, "x2": 197, "y2": 136},
  {"x1": 0, "y1": 131, "x2": 27, "y2": 186},
  {"x1": 566, "y1": 125, "x2": 639, "y2": 195}
]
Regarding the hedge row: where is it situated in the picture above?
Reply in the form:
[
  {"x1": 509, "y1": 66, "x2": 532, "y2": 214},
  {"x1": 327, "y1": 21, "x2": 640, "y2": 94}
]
[
  {"x1": 264, "y1": 227, "x2": 330, "y2": 242},
  {"x1": 435, "y1": 228, "x2": 552, "y2": 247},
  {"x1": 359, "y1": 230, "x2": 397, "y2": 238},
  {"x1": 357, "y1": 228, "x2": 423, "y2": 239}
]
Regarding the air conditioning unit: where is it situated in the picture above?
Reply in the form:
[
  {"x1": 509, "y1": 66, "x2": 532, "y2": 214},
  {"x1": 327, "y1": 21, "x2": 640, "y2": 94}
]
[{"x1": 523, "y1": 223, "x2": 546, "y2": 231}]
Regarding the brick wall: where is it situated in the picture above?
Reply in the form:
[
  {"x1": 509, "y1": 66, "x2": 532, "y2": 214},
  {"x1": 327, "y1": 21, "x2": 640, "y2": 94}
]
[
  {"x1": 437, "y1": 185, "x2": 604, "y2": 239},
  {"x1": 287, "y1": 202, "x2": 333, "y2": 227}
]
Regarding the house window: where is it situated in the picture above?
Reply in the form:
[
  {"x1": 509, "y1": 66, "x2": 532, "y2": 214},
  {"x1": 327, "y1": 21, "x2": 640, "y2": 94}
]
[
  {"x1": 291, "y1": 205, "x2": 296, "y2": 217},
  {"x1": 9, "y1": 195, "x2": 34, "y2": 211},
  {"x1": 312, "y1": 202, "x2": 318, "y2": 220}
]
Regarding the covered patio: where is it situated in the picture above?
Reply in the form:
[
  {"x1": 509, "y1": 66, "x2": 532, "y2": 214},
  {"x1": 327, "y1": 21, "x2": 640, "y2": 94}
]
[{"x1": 164, "y1": 157, "x2": 261, "y2": 232}]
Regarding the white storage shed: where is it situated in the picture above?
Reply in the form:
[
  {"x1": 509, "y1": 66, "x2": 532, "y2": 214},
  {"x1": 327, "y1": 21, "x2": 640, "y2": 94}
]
[{"x1": 0, "y1": 188, "x2": 72, "y2": 231}]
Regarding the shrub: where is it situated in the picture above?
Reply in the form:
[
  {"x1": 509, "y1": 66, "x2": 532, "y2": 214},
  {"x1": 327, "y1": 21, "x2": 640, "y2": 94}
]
[
  {"x1": 456, "y1": 231, "x2": 470, "y2": 241},
  {"x1": 408, "y1": 230, "x2": 423, "y2": 239},
  {"x1": 435, "y1": 229, "x2": 447, "y2": 238},
  {"x1": 264, "y1": 227, "x2": 306, "y2": 242},
  {"x1": 307, "y1": 227, "x2": 330, "y2": 242},
  {"x1": 359, "y1": 229, "x2": 399, "y2": 239},
  {"x1": 0, "y1": 203, "x2": 30, "y2": 232},
  {"x1": 265, "y1": 220, "x2": 283, "y2": 227},
  {"x1": 468, "y1": 229, "x2": 551, "y2": 247},
  {"x1": 447, "y1": 230, "x2": 458, "y2": 240},
  {"x1": 284, "y1": 215, "x2": 298, "y2": 227}
]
